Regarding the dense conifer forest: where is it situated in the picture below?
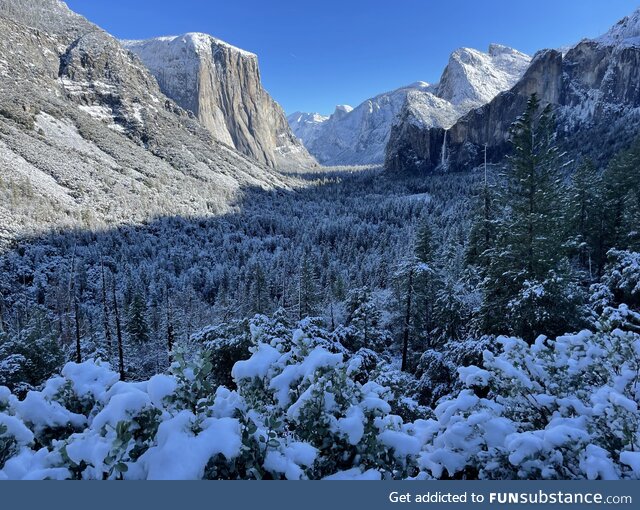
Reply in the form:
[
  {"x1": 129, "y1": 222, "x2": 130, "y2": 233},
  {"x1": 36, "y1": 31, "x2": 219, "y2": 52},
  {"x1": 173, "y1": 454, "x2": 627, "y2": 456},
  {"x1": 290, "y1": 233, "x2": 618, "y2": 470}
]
[{"x1": 2, "y1": 98, "x2": 640, "y2": 479}]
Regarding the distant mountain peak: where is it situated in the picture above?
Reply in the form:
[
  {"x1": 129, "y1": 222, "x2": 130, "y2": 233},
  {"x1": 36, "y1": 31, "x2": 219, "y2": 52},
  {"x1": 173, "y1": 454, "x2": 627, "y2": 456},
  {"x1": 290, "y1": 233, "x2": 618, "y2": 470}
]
[
  {"x1": 125, "y1": 32, "x2": 257, "y2": 59},
  {"x1": 334, "y1": 104, "x2": 354, "y2": 114},
  {"x1": 289, "y1": 44, "x2": 529, "y2": 166},
  {"x1": 123, "y1": 33, "x2": 316, "y2": 169},
  {"x1": 386, "y1": 7, "x2": 640, "y2": 175},
  {"x1": 436, "y1": 44, "x2": 530, "y2": 107}
]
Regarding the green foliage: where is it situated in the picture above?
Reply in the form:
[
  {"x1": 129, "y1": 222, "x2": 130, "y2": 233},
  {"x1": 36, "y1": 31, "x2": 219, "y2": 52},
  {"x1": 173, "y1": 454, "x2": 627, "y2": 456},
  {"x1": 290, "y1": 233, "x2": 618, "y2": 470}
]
[
  {"x1": 478, "y1": 95, "x2": 585, "y2": 341},
  {"x1": 192, "y1": 319, "x2": 253, "y2": 389},
  {"x1": 0, "y1": 311, "x2": 65, "y2": 394},
  {"x1": 0, "y1": 424, "x2": 18, "y2": 469},
  {"x1": 126, "y1": 293, "x2": 149, "y2": 344}
]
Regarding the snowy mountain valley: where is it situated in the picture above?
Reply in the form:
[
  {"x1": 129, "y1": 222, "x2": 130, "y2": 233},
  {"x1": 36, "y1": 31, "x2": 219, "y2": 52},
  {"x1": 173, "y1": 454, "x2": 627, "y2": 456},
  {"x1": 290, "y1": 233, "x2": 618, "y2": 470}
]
[{"x1": 2, "y1": 0, "x2": 640, "y2": 481}]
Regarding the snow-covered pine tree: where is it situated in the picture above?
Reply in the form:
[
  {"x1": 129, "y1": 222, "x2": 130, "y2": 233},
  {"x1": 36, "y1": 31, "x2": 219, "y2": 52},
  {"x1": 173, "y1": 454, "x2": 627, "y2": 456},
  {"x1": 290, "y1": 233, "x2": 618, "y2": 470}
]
[
  {"x1": 412, "y1": 219, "x2": 438, "y2": 349},
  {"x1": 479, "y1": 94, "x2": 584, "y2": 341},
  {"x1": 465, "y1": 173, "x2": 496, "y2": 270},
  {"x1": 565, "y1": 158, "x2": 602, "y2": 279},
  {"x1": 297, "y1": 253, "x2": 319, "y2": 320},
  {"x1": 126, "y1": 293, "x2": 150, "y2": 344}
]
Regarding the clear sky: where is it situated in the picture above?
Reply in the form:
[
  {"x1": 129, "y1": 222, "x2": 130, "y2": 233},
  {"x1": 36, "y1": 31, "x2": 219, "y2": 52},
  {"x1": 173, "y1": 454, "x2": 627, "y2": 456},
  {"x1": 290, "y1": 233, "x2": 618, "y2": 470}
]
[{"x1": 65, "y1": 0, "x2": 639, "y2": 115}]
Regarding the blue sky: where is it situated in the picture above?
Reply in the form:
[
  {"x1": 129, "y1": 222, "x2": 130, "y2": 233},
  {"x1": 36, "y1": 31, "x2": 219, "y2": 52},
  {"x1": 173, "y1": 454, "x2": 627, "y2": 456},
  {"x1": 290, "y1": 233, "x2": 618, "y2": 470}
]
[{"x1": 65, "y1": 0, "x2": 639, "y2": 115}]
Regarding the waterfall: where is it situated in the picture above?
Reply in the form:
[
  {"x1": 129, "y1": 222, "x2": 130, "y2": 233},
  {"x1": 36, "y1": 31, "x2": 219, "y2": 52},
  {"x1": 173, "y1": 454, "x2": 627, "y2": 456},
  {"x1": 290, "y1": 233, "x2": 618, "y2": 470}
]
[{"x1": 440, "y1": 130, "x2": 448, "y2": 170}]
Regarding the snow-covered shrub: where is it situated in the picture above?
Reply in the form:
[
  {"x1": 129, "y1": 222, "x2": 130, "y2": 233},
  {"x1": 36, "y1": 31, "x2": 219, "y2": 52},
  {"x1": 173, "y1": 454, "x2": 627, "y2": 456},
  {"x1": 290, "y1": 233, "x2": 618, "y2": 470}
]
[
  {"x1": 2, "y1": 313, "x2": 639, "y2": 480},
  {"x1": 592, "y1": 250, "x2": 640, "y2": 332},
  {"x1": 419, "y1": 329, "x2": 640, "y2": 480},
  {"x1": 0, "y1": 315, "x2": 421, "y2": 479},
  {"x1": 0, "y1": 322, "x2": 65, "y2": 395},
  {"x1": 595, "y1": 250, "x2": 640, "y2": 310},
  {"x1": 231, "y1": 316, "x2": 418, "y2": 478},
  {"x1": 414, "y1": 337, "x2": 490, "y2": 407}
]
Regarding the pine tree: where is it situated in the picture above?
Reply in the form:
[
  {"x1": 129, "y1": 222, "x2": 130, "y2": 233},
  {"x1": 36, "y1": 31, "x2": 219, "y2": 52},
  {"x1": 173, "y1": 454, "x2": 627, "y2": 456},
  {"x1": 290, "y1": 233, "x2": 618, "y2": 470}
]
[
  {"x1": 126, "y1": 293, "x2": 150, "y2": 344},
  {"x1": 345, "y1": 287, "x2": 386, "y2": 350},
  {"x1": 412, "y1": 219, "x2": 437, "y2": 348},
  {"x1": 298, "y1": 254, "x2": 319, "y2": 320},
  {"x1": 480, "y1": 94, "x2": 583, "y2": 341},
  {"x1": 414, "y1": 219, "x2": 433, "y2": 264},
  {"x1": 465, "y1": 178, "x2": 495, "y2": 270},
  {"x1": 393, "y1": 220, "x2": 439, "y2": 371},
  {"x1": 566, "y1": 159, "x2": 601, "y2": 278},
  {"x1": 249, "y1": 262, "x2": 268, "y2": 315}
]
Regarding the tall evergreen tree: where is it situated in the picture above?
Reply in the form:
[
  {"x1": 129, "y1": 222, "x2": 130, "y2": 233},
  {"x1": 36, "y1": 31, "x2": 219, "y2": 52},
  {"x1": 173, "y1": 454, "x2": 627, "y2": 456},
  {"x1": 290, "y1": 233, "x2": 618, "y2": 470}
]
[
  {"x1": 345, "y1": 287, "x2": 387, "y2": 350},
  {"x1": 249, "y1": 262, "x2": 268, "y2": 315},
  {"x1": 565, "y1": 159, "x2": 601, "y2": 278},
  {"x1": 479, "y1": 94, "x2": 583, "y2": 341},
  {"x1": 298, "y1": 253, "x2": 319, "y2": 320},
  {"x1": 126, "y1": 293, "x2": 150, "y2": 344},
  {"x1": 413, "y1": 219, "x2": 437, "y2": 348},
  {"x1": 465, "y1": 176, "x2": 496, "y2": 270}
]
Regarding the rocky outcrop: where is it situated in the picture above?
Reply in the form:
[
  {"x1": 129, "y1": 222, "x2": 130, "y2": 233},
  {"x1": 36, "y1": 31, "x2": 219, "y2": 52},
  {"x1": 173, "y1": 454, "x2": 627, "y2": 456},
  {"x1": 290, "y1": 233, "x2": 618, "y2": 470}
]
[
  {"x1": 385, "y1": 9, "x2": 640, "y2": 174},
  {"x1": 123, "y1": 34, "x2": 316, "y2": 170},
  {"x1": 0, "y1": 0, "x2": 288, "y2": 245},
  {"x1": 292, "y1": 46, "x2": 529, "y2": 167}
]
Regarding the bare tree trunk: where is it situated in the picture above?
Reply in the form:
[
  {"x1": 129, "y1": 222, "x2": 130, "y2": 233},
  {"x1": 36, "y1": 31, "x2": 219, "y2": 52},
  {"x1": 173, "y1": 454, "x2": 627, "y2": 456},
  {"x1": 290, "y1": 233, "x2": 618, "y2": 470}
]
[
  {"x1": 68, "y1": 246, "x2": 82, "y2": 364},
  {"x1": 401, "y1": 267, "x2": 414, "y2": 372},
  {"x1": 112, "y1": 277, "x2": 125, "y2": 381},
  {"x1": 165, "y1": 286, "x2": 174, "y2": 363},
  {"x1": 101, "y1": 258, "x2": 113, "y2": 356},
  {"x1": 74, "y1": 294, "x2": 82, "y2": 364}
]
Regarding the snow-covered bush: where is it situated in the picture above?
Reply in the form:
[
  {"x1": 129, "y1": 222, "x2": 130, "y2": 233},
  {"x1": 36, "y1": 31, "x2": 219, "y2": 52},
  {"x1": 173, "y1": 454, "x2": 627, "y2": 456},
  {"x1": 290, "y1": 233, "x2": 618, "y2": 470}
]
[
  {"x1": 1, "y1": 313, "x2": 639, "y2": 480},
  {"x1": 0, "y1": 315, "x2": 422, "y2": 479},
  {"x1": 414, "y1": 337, "x2": 490, "y2": 407},
  {"x1": 419, "y1": 329, "x2": 640, "y2": 479},
  {"x1": 592, "y1": 250, "x2": 640, "y2": 332}
]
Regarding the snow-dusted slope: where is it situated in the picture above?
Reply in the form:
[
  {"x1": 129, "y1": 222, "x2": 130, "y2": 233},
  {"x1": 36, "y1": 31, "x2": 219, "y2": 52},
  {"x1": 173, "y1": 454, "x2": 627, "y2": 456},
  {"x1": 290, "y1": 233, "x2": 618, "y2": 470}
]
[
  {"x1": 123, "y1": 34, "x2": 317, "y2": 170},
  {"x1": 291, "y1": 46, "x2": 530, "y2": 166},
  {"x1": 0, "y1": 0, "x2": 289, "y2": 246}
]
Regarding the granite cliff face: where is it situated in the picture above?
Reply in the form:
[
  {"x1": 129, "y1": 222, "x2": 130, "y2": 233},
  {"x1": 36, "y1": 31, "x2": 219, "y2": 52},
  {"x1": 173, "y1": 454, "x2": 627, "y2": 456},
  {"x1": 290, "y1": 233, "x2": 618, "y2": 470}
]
[
  {"x1": 385, "y1": 9, "x2": 640, "y2": 173},
  {"x1": 123, "y1": 34, "x2": 316, "y2": 170},
  {"x1": 291, "y1": 45, "x2": 529, "y2": 167},
  {"x1": 0, "y1": 0, "x2": 288, "y2": 246}
]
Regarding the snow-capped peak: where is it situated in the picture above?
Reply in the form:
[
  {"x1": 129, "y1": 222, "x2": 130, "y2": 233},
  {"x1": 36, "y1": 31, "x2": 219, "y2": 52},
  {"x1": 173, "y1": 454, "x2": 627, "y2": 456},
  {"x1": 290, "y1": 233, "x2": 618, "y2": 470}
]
[
  {"x1": 124, "y1": 33, "x2": 257, "y2": 60},
  {"x1": 596, "y1": 8, "x2": 640, "y2": 47},
  {"x1": 436, "y1": 44, "x2": 530, "y2": 107},
  {"x1": 288, "y1": 44, "x2": 529, "y2": 166},
  {"x1": 406, "y1": 81, "x2": 432, "y2": 89},
  {"x1": 288, "y1": 112, "x2": 329, "y2": 125},
  {"x1": 334, "y1": 104, "x2": 354, "y2": 114}
]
